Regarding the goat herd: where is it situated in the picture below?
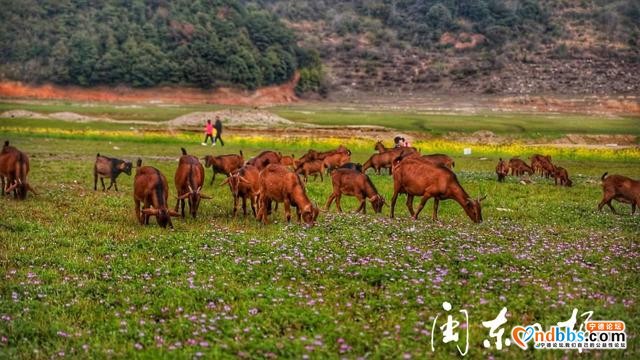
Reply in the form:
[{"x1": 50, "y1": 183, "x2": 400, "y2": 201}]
[{"x1": 1, "y1": 140, "x2": 638, "y2": 229}]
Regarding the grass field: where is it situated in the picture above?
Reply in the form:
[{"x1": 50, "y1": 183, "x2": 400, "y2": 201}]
[{"x1": 1, "y1": 110, "x2": 639, "y2": 359}]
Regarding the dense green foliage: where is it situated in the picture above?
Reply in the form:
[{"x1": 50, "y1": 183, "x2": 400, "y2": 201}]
[{"x1": 0, "y1": 0, "x2": 319, "y2": 89}]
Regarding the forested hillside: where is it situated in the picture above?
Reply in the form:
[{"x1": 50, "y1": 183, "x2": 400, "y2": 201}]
[
  {"x1": 0, "y1": 0, "x2": 638, "y2": 95},
  {"x1": 0, "y1": 0, "x2": 321, "y2": 90}
]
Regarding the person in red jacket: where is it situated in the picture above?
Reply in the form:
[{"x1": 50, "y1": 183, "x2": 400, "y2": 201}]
[{"x1": 202, "y1": 119, "x2": 214, "y2": 146}]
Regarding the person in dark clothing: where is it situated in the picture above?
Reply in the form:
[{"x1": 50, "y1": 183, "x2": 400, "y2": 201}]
[{"x1": 214, "y1": 116, "x2": 224, "y2": 146}]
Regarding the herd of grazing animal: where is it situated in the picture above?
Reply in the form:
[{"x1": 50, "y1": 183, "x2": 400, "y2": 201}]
[{"x1": 1, "y1": 140, "x2": 638, "y2": 229}]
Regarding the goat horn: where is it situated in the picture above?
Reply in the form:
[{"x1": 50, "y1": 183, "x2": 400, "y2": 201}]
[{"x1": 188, "y1": 185, "x2": 193, "y2": 193}]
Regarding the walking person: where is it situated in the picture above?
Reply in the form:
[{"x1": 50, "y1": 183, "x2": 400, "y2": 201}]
[
  {"x1": 214, "y1": 116, "x2": 224, "y2": 146},
  {"x1": 202, "y1": 119, "x2": 214, "y2": 146}
]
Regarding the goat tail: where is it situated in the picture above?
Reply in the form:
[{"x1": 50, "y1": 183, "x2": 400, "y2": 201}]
[
  {"x1": 181, "y1": 147, "x2": 187, "y2": 155},
  {"x1": 136, "y1": 158, "x2": 142, "y2": 168},
  {"x1": 601, "y1": 172, "x2": 608, "y2": 181}
]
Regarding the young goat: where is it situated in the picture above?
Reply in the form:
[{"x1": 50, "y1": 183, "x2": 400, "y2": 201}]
[
  {"x1": 257, "y1": 164, "x2": 319, "y2": 226},
  {"x1": 221, "y1": 164, "x2": 260, "y2": 217},
  {"x1": 553, "y1": 166, "x2": 572, "y2": 187},
  {"x1": 175, "y1": 148, "x2": 211, "y2": 218},
  {"x1": 325, "y1": 168, "x2": 385, "y2": 214},
  {"x1": 133, "y1": 159, "x2": 179, "y2": 228},
  {"x1": 203, "y1": 150, "x2": 244, "y2": 185},
  {"x1": 508, "y1": 158, "x2": 534, "y2": 176},
  {"x1": 296, "y1": 159, "x2": 325, "y2": 182},
  {"x1": 531, "y1": 154, "x2": 553, "y2": 177},
  {"x1": 390, "y1": 158, "x2": 485, "y2": 223},
  {"x1": 94, "y1": 153, "x2": 132, "y2": 191},
  {"x1": 598, "y1": 172, "x2": 639, "y2": 215},
  {"x1": 495, "y1": 158, "x2": 509, "y2": 182}
]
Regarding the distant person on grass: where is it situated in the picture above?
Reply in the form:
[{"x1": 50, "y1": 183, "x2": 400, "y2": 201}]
[
  {"x1": 202, "y1": 119, "x2": 214, "y2": 146},
  {"x1": 214, "y1": 116, "x2": 224, "y2": 146}
]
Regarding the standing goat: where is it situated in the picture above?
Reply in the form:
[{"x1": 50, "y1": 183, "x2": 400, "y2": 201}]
[
  {"x1": 598, "y1": 173, "x2": 639, "y2": 215},
  {"x1": 94, "y1": 153, "x2": 132, "y2": 191},
  {"x1": 221, "y1": 164, "x2": 260, "y2": 217},
  {"x1": 0, "y1": 141, "x2": 36, "y2": 199},
  {"x1": 203, "y1": 151, "x2": 244, "y2": 185},
  {"x1": 325, "y1": 168, "x2": 385, "y2": 214}
]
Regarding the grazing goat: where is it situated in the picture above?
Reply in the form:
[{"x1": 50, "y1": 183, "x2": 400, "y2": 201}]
[
  {"x1": 280, "y1": 154, "x2": 296, "y2": 169},
  {"x1": 363, "y1": 146, "x2": 417, "y2": 175},
  {"x1": 322, "y1": 151, "x2": 350, "y2": 173},
  {"x1": 0, "y1": 141, "x2": 36, "y2": 199},
  {"x1": 175, "y1": 148, "x2": 211, "y2": 218},
  {"x1": 221, "y1": 164, "x2": 260, "y2": 217},
  {"x1": 94, "y1": 154, "x2": 132, "y2": 191},
  {"x1": 203, "y1": 151, "x2": 244, "y2": 185},
  {"x1": 257, "y1": 164, "x2": 319, "y2": 225},
  {"x1": 598, "y1": 173, "x2": 639, "y2": 215},
  {"x1": 296, "y1": 159, "x2": 325, "y2": 182},
  {"x1": 496, "y1": 158, "x2": 509, "y2": 182},
  {"x1": 325, "y1": 169, "x2": 385, "y2": 214},
  {"x1": 390, "y1": 158, "x2": 485, "y2": 223},
  {"x1": 297, "y1": 146, "x2": 351, "y2": 165},
  {"x1": 553, "y1": 166, "x2": 572, "y2": 187},
  {"x1": 246, "y1": 150, "x2": 282, "y2": 170},
  {"x1": 133, "y1": 159, "x2": 179, "y2": 228},
  {"x1": 531, "y1": 154, "x2": 553, "y2": 177},
  {"x1": 509, "y1": 158, "x2": 534, "y2": 176}
]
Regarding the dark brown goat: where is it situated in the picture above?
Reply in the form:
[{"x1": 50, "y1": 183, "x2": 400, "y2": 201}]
[
  {"x1": 553, "y1": 166, "x2": 572, "y2": 187},
  {"x1": 221, "y1": 164, "x2": 260, "y2": 217},
  {"x1": 390, "y1": 158, "x2": 485, "y2": 223},
  {"x1": 325, "y1": 169, "x2": 385, "y2": 214},
  {"x1": 496, "y1": 158, "x2": 509, "y2": 182},
  {"x1": 0, "y1": 141, "x2": 35, "y2": 199},
  {"x1": 296, "y1": 159, "x2": 325, "y2": 182},
  {"x1": 203, "y1": 150, "x2": 244, "y2": 185},
  {"x1": 133, "y1": 159, "x2": 179, "y2": 228},
  {"x1": 257, "y1": 164, "x2": 319, "y2": 225},
  {"x1": 246, "y1": 150, "x2": 282, "y2": 171},
  {"x1": 598, "y1": 173, "x2": 639, "y2": 215},
  {"x1": 94, "y1": 153, "x2": 132, "y2": 191},
  {"x1": 175, "y1": 148, "x2": 211, "y2": 218},
  {"x1": 508, "y1": 158, "x2": 534, "y2": 176}
]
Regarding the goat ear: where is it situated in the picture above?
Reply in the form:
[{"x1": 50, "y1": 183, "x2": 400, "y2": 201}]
[
  {"x1": 141, "y1": 208, "x2": 158, "y2": 215},
  {"x1": 168, "y1": 209, "x2": 180, "y2": 217}
]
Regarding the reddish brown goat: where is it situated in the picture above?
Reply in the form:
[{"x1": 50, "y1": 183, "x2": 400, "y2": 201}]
[
  {"x1": 508, "y1": 158, "x2": 534, "y2": 176},
  {"x1": 363, "y1": 147, "x2": 417, "y2": 175},
  {"x1": 246, "y1": 150, "x2": 282, "y2": 170},
  {"x1": 296, "y1": 159, "x2": 325, "y2": 182},
  {"x1": 175, "y1": 148, "x2": 211, "y2": 218},
  {"x1": 203, "y1": 150, "x2": 244, "y2": 185},
  {"x1": 325, "y1": 169, "x2": 385, "y2": 214},
  {"x1": 553, "y1": 166, "x2": 572, "y2": 187},
  {"x1": 280, "y1": 154, "x2": 296, "y2": 169},
  {"x1": 322, "y1": 151, "x2": 350, "y2": 173},
  {"x1": 0, "y1": 141, "x2": 35, "y2": 199},
  {"x1": 133, "y1": 159, "x2": 179, "y2": 228},
  {"x1": 297, "y1": 146, "x2": 351, "y2": 165},
  {"x1": 257, "y1": 164, "x2": 319, "y2": 226},
  {"x1": 531, "y1": 154, "x2": 553, "y2": 177},
  {"x1": 598, "y1": 173, "x2": 639, "y2": 215},
  {"x1": 394, "y1": 151, "x2": 455, "y2": 170},
  {"x1": 496, "y1": 158, "x2": 509, "y2": 182},
  {"x1": 390, "y1": 158, "x2": 485, "y2": 223},
  {"x1": 221, "y1": 164, "x2": 260, "y2": 217}
]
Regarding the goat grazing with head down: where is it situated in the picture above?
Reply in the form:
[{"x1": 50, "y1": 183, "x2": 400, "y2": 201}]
[
  {"x1": 531, "y1": 154, "x2": 553, "y2": 177},
  {"x1": 94, "y1": 153, "x2": 132, "y2": 191},
  {"x1": 0, "y1": 141, "x2": 36, "y2": 199},
  {"x1": 295, "y1": 159, "x2": 325, "y2": 182},
  {"x1": 325, "y1": 168, "x2": 385, "y2": 214},
  {"x1": 508, "y1": 158, "x2": 534, "y2": 176},
  {"x1": 133, "y1": 159, "x2": 179, "y2": 228},
  {"x1": 598, "y1": 172, "x2": 639, "y2": 215},
  {"x1": 175, "y1": 148, "x2": 211, "y2": 218},
  {"x1": 221, "y1": 164, "x2": 260, "y2": 217},
  {"x1": 257, "y1": 164, "x2": 319, "y2": 226},
  {"x1": 390, "y1": 158, "x2": 485, "y2": 223},
  {"x1": 203, "y1": 150, "x2": 244, "y2": 185},
  {"x1": 553, "y1": 166, "x2": 572, "y2": 187}
]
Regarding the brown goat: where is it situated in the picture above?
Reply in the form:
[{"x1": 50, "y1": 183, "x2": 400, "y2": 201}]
[
  {"x1": 322, "y1": 151, "x2": 351, "y2": 173},
  {"x1": 203, "y1": 150, "x2": 244, "y2": 185},
  {"x1": 246, "y1": 150, "x2": 282, "y2": 170},
  {"x1": 508, "y1": 158, "x2": 534, "y2": 176},
  {"x1": 325, "y1": 169, "x2": 385, "y2": 214},
  {"x1": 598, "y1": 173, "x2": 639, "y2": 215},
  {"x1": 394, "y1": 151, "x2": 455, "y2": 170},
  {"x1": 496, "y1": 158, "x2": 509, "y2": 182},
  {"x1": 257, "y1": 164, "x2": 319, "y2": 225},
  {"x1": 133, "y1": 159, "x2": 179, "y2": 228},
  {"x1": 0, "y1": 141, "x2": 35, "y2": 199},
  {"x1": 297, "y1": 146, "x2": 351, "y2": 165},
  {"x1": 221, "y1": 164, "x2": 260, "y2": 217},
  {"x1": 531, "y1": 154, "x2": 553, "y2": 177},
  {"x1": 363, "y1": 147, "x2": 417, "y2": 175},
  {"x1": 296, "y1": 159, "x2": 325, "y2": 182},
  {"x1": 175, "y1": 148, "x2": 211, "y2": 218},
  {"x1": 390, "y1": 158, "x2": 485, "y2": 223},
  {"x1": 553, "y1": 166, "x2": 572, "y2": 187},
  {"x1": 280, "y1": 154, "x2": 296, "y2": 168},
  {"x1": 94, "y1": 153, "x2": 132, "y2": 191}
]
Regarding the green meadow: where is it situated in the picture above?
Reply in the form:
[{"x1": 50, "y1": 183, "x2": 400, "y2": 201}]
[{"x1": 0, "y1": 107, "x2": 639, "y2": 359}]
